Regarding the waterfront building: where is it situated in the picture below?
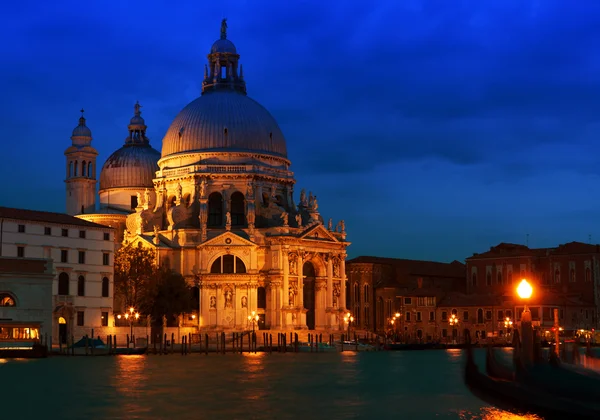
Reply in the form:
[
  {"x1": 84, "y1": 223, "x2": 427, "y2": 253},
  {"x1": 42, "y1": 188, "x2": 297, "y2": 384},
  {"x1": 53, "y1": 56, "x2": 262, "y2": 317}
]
[
  {"x1": 345, "y1": 256, "x2": 465, "y2": 333},
  {"x1": 66, "y1": 20, "x2": 349, "y2": 331},
  {"x1": 0, "y1": 207, "x2": 115, "y2": 343},
  {"x1": 467, "y1": 242, "x2": 599, "y2": 334},
  {"x1": 0, "y1": 257, "x2": 54, "y2": 347}
]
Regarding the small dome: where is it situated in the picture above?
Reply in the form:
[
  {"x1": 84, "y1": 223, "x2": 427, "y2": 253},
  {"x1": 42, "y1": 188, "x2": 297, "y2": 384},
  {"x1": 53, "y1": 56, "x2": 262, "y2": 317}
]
[
  {"x1": 161, "y1": 91, "x2": 287, "y2": 158},
  {"x1": 72, "y1": 116, "x2": 92, "y2": 138},
  {"x1": 211, "y1": 38, "x2": 237, "y2": 54},
  {"x1": 99, "y1": 144, "x2": 160, "y2": 191},
  {"x1": 129, "y1": 115, "x2": 145, "y2": 126}
]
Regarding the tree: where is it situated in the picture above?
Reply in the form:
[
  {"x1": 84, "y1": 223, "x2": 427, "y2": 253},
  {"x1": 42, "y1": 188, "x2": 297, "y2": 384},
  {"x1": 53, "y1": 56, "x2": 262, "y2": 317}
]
[
  {"x1": 114, "y1": 243, "x2": 155, "y2": 313},
  {"x1": 144, "y1": 267, "x2": 194, "y2": 327}
]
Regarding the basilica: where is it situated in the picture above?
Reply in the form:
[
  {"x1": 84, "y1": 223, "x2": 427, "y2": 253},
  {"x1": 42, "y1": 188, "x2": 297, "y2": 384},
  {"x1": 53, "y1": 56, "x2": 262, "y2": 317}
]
[{"x1": 66, "y1": 20, "x2": 349, "y2": 332}]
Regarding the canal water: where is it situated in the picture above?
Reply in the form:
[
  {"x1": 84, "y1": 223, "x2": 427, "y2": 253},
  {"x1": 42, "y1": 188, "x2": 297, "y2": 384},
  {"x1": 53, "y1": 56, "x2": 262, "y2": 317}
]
[{"x1": 0, "y1": 349, "x2": 540, "y2": 420}]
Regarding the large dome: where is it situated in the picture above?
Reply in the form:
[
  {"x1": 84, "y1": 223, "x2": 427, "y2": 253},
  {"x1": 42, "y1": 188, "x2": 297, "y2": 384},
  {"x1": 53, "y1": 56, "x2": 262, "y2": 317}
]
[
  {"x1": 160, "y1": 91, "x2": 287, "y2": 158},
  {"x1": 99, "y1": 144, "x2": 160, "y2": 191}
]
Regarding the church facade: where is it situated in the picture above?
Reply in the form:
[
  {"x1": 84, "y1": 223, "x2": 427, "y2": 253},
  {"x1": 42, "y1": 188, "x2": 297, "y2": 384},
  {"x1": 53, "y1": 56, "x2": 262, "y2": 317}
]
[{"x1": 70, "y1": 20, "x2": 349, "y2": 331}]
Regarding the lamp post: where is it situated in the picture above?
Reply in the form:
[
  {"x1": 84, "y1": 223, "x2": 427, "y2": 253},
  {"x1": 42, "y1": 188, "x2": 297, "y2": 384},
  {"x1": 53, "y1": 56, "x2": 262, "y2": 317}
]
[
  {"x1": 124, "y1": 306, "x2": 140, "y2": 345},
  {"x1": 516, "y1": 278, "x2": 533, "y2": 365},
  {"x1": 344, "y1": 312, "x2": 354, "y2": 339},
  {"x1": 504, "y1": 317, "x2": 513, "y2": 343},
  {"x1": 448, "y1": 313, "x2": 459, "y2": 344},
  {"x1": 247, "y1": 310, "x2": 259, "y2": 333}
]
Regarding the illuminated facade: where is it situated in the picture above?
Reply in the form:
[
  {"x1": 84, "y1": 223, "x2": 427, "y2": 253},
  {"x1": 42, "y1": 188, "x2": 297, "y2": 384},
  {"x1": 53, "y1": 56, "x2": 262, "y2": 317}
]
[{"x1": 67, "y1": 20, "x2": 349, "y2": 331}]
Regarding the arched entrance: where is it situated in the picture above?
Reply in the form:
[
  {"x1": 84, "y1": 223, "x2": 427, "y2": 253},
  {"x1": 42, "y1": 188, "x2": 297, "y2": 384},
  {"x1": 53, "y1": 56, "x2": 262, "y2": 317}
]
[
  {"x1": 303, "y1": 262, "x2": 316, "y2": 330},
  {"x1": 58, "y1": 316, "x2": 67, "y2": 344}
]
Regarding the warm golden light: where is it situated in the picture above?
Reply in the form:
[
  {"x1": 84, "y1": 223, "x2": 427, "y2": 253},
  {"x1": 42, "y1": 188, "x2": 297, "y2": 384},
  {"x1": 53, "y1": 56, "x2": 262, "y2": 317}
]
[
  {"x1": 517, "y1": 279, "x2": 533, "y2": 299},
  {"x1": 449, "y1": 313, "x2": 459, "y2": 325},
  {"x1": 124, "y1": 313, "x2": 129, "y2": 320},
  {"x1": 191, "y1": 314, "x2": 196, "y2": 320},
  {"x1": 129, "y1": 307, "x2": 135, "y2": 314},
  {"x1": 135, "y1": 313, "x2": 140, "y2": 320},
  {"x1": 394, "y1": 312, "x2": 400, "y2": 318},
  {"x1": 117, "y1": 314, "x2": 122, "y2": 319}
]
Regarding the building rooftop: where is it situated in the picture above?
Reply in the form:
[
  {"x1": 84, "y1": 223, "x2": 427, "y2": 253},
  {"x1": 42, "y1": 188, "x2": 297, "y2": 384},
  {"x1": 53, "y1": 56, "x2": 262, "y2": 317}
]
[
  {"x1": 468, "y1": 241, "x2": 600, "y2": 260},
  {"x1": 0, "y1": 206, "x2": 113, "y2": 229}
]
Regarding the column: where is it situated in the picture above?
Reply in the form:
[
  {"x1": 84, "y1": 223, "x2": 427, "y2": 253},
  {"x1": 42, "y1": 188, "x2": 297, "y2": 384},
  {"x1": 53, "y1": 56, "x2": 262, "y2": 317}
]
[
  {"x1": 216, "y1": 286, "x2": 223, "y2": 328},
  {"x1": 298, "y1": 251, "x2": 304, "y2": 308},
  {"x1": 282, "y1": 249, "x2": 289, "y2": 328},
  {"x1": 340, "y1": 255, "x2": 346, "y2": 311},
  {"x1": 327, "y1": 255, "x2": 333, "y2": 308}
]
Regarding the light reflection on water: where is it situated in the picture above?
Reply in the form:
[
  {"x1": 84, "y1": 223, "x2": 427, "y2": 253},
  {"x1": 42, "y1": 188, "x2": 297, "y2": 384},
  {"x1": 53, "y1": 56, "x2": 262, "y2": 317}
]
[{"x1": 0, "y1": 350, "x2": 542, "y2": 420}]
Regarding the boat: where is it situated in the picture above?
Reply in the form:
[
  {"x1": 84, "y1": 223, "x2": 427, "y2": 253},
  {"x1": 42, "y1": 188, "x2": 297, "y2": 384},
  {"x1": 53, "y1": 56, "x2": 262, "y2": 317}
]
[
  {"x1": 69, "y1": 336, "x2": 110, "y2": 356},
  {"x1": 338, "y1": 341, "x2": 376, "y2": 351},
  {"x1": 485, "y1": 344, "x2": 514, "y2": 381},
  {"x1": 296, "y1": 342, "x2": 337, "y2": 352},
  {"x1": 0, "y1": 342, "x2": 47, "y2": 358},
  {"x1": 463, "y1": 329, "x2": 600, "y2": 419}
]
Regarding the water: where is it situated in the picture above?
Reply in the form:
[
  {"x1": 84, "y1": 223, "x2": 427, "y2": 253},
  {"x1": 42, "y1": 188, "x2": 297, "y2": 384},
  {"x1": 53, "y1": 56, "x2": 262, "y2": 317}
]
[{"x1": 0, "y1": 349, "x2": 538, "y2": 420}]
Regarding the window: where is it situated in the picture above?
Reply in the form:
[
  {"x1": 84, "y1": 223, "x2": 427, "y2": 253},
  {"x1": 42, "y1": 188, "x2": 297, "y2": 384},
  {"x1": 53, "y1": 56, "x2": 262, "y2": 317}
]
[
  {"x1": 498, "y1": 310, "x2": 504, "y2": 321},
  {"x1": 58, "y1": 272, "x2": 70, "y2": 295},
  {"x1": 230, "y1": 192, "x2": 246, "y2": 226},
  {"x1": 78, "y1": 251, "x2": 86, "y2": 264},
  {"x1": 44, "y1": 227, "x2": 51, "y2": 235},
  {"x1": 0, "y1": 294, "x2": 15, "y2": 306},
  {"x1": 221, "y1": 66, "x2": 227, "y2": 79},
  {"x1": 364, "y1": 306, "x2": 369, "y2": 327},
  {"x1": 416, "y1": 311, "x2": 422, "y2": 322},
  {"x1": 570, "y1": 268, "x2": 576, "y2": 283},
  {"x1": 463, "y1": 311, "x2": 469, "y2": 321},
  {"x1": 471, "y1": 272, "x2": 477, "y2": 286},
  {"x1": 507, "y1": 271, "x2": 513, "y2": 283},
  {"x1": 404, "y1": 297, "x2": 412, "y2": 305},
  {"x1": 210, "y1": 255, "x2": 246, "y2": 274},
  {"x1": 441, "y1": 311, "x2": 447, "y2": 321},
  {"x1": 530, "y1": 307, "x2": 539, "y2": 320},
  {"x1": 417, "y1": 297, "x2": 425, "y2": 306},
  {"x1": 208, "y1": 192, "x2": 223, "y2": 227},
  {"x1": 586, "y1": 310, "x2": 589, "y2": 320},
  {"x1": 62, "y1": 229, "x2": 68, "y2": 237},
  {"x1": 497, "y1": 271, "x2": 502, "y2": 284},
  {"x1": 486, "y1": 272, "x2": 492, "y2": 286},
  {"x1": 104, "y1": 232, "x2": 110, "y2": 241},
  {"x1": 17, "y1": 246, "x2": 24, "y2": 258},
  {"x1": 442, "y1": 329, "x2": 447, "y2": 338},
  {"x1": 506, "y1": 310, "x2": 512, "y2": 319},
  {"x1": 405, "y1": 311, "x2": 411, "y2": 322},
  {"x1": 102, "y1": 277, "x2": 109, "y2": 297},
  {"x1": 363, "y1": 284, "x2": 369, "y2": 304},
  {"x1": 77, "y1": 311, "x2": 84, "y2": 326},
  {"x1": 554, "y1": 268, "x2": 560, "y2": 283},
  {"x1": 451, "y1": 308, "x2": 458, "y2": 316},
  {"x1": 585, "y1": 267, "x2": 591, "y2": 283},
  {"x1": 429, "y1": 311, "x2": 435, "y2": 321},
  {"x1": 101, "y1": 312, "x2": 108, "y2": 327},
  {"x1": 61, "y1": 250, "x2": 68, "y2": 263},
  {"x1": 426, "y1": 297, "x2": 435, "y2": 306},
  {"x1": 18, "y1": 224, "x2": 25, "y2": 233},
  {"x1": 79, "y1": 230, "x2": 86, "y2": 239},
  {"x1": 477, "y1": 308, "x2": 484, "y2": 324},
  {"x1": 485, "y1": 310, "x2": 492, "y2": 321},
  {"x1": 77, "y1": 276, "x2": 85, "y2": 296},
  {"x1": 103, "y1": 253, "x2": 109, "y2": 266},
  {"x1": 131, "y1": 195, "x2": 138, "y2": 210}
]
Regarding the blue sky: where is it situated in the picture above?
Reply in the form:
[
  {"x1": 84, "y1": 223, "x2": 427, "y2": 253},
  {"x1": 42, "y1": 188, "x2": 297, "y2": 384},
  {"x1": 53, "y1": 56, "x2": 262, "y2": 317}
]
[{"x1": 2, "y1": 0, "x2": 600, "y2": 262}]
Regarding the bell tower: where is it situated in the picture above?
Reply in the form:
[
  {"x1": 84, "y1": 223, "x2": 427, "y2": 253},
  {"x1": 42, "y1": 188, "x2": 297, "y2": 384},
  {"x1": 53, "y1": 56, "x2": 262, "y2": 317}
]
[{"x1": 65, "y1": 109, "x2": 98, "y2": 215}]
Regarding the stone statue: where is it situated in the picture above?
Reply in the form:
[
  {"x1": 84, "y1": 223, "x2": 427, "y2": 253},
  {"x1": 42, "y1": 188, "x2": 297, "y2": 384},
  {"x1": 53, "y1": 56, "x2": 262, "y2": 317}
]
[
  {"x1": 162, "y1": 314, "x2": 167, "y2": 328},
  {"x1": 295, "y1": 213, "x2": 302, "y2": 228},
  {"x1": 144, "y1": 188, "x2": 150, "y2": 207},
  {"x1": 289, "y1": 287, "x2": 294, "y2": 306},
  {"x1": 199, "y1": 179, "x2": 206, "y2": 198},
  {"x1": 153, "y1": 225, "x2": 159, "y2": 239},
  {"x1": 308, "y1": 192, "x2": 314, "y2": 208},
  {"x1": 241, "y1": 296, "x2": 247, "y2": 308},
  {"x1": 328, "y1": 218, "x2": 333, "y2": 231},
  {"x1": 225, "y1": 211, "x2": 231, "y2": 225},
  {"x1": 136, "y1": 192, "x2": 141, "y2": 207},
  {"x1": 313, "y1": 196, "x2": 319, "y2": 211},
  {"x1": 134, "y1": 101, "x2": 142, "y2": 115},
  {"x1": 176, "y1": 183, "x2": 183, "y2": 200},
  {"x1": 300, "y1": 189, "x2": 307, "y2": 207},
  {"x1": 224, "y1": 289, "x2": 232, "y2": 308},
  {"x1": 333, "y1": 260, "x2": 341, "y2": 277},
  {"x1": 210, "y1": 296, "x2": 216, "y2": 309},
  {"x1": 246, "y1": 182, "x2": 253, "y2": 198},
  {"x1": 340, "y1": 220, "x2": 345, "y2": 232},
  {"x1": 280, "y1": 211, "x2": 289, "y2": 226},
  {"x1": 220, "y1": 18, "x2": 227, "y2": 39}
]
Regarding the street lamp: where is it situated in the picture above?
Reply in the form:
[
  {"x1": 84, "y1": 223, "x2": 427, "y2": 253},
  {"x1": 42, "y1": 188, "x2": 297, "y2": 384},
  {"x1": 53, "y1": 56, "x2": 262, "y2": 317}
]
[
  {"x1": 516, "y1": 278, "x2": 533, "y2": 364},
  {"x1": 344, "y1": 312, "x2": 354, "y2": 339},
  {"x1": 448, "y1": 313, "x2": 459, "y2": 344},
  {"x1": 247, "y1": 310, "x2": 259, "y2": 333},
  {"x1": 124, "y1": 306, "x2": 140, "y2": 344},
  {"x1": 504, "y1": 317, "x2": 513, "y2": 343}
]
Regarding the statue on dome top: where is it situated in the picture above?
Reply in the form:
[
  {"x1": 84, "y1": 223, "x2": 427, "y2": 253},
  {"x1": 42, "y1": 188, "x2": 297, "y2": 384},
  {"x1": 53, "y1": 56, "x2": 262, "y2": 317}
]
[
  {"x1": 134, "y1": 101, "x2": 142, "y2": 116},
  {"x1": 299, "y1": 189, "x2": 307, "y2": 207},
  {"x1": 295, "y1": 213, "x2": 302, "y2": 228},
  {"x1": 328, "y1": 218, "x2": 333, "y2": 231},
  {"x1": 281, "y1": 211, "x2": 289, "y2": 227},
  {"x1": 220, "y1": 18, "x2": 228, "y2": 39},
  {"x1": 308, "y1": 192, "x2": 314, "y2": 208}
]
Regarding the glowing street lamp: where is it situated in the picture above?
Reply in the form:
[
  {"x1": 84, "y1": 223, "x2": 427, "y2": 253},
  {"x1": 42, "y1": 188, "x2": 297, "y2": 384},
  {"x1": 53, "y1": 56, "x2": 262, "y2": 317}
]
[
  {"x1": 516, "y1": 278, "x2": 534, "y2": 365},
  {"x1": 124, "y1": 306, "x2": 140, "y2": 344},
  {"x1": 247, "y1": 310, "x2": 259, "y2": 333},
  {"x1": 448, "y1": 313, "x2": 459, "y2": 344},
  {"x1": 344, "y1": 312, "x2": 354, "y2": 338}
]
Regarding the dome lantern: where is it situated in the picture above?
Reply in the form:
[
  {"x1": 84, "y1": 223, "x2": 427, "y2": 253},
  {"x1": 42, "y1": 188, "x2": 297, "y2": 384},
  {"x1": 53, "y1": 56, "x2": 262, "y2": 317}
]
[
  {"x1": 126, "y1": 101, "x2": 149, "y2": 145},
  {"x1": 71, "y1": 108, "x2": 93, "y2": 144},
  {"x1": 202, "y1": 19, "x2": 246, "y2": 95}
]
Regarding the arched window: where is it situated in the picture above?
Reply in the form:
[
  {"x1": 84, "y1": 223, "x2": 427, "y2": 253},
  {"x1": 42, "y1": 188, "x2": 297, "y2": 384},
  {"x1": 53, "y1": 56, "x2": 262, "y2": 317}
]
[
  {"x1": 554, "y1": 268, "x2": 560, "y2": 283},
  {"x1": 81, "y1": 161, "x2": 87, "y2": 177},
  {"x1": 77, "y1": 275, "x2": 85, "y2": 296},
  {"x1": 230, "y1": 192, "x2": 246, "y2": 226},
  {"x1": 364, "y1": 306, "x2": 369, "y2": 327},
  {"x1": 477, "y1": 308, "x2": 484, "y2": 324},
  {"x1": 377, "y1": 297, "x2": 384, "y2": 328},
  {"x1": 471, "y1": 273, "x2": 477, "y2": 287},
  {"x1": 363, "y1": 284, "x2": 369, "y2": 303},
  {"x1": 451, "y1": 308, "x2": 458, "y2": 316},
  {"x1": 88, "y1": 163, "x2": 92, "y2": 178},
  {"x1": 257, "y1": 287, "x2": 266, "y2": 309},
  {"x1": 74, "y1": 161, "x2": 78, "y2": 177},
  {"x1": 208, "y1": 192, "x2": 223, "y2": 227},
  {"x1": 0, "y1": 293, "x2": 15, "y2": 306},
  {"x1": 353, "y1": 283, "x2": 360, "y2": 305},
  {"x1": 585, "y1": 267, "x2": 591, "y2": 283},
  {"x1": 507, "y1": 271, "x2": 513, "y2": 284},
  {"x1": 497, "y1": 271, "x2": 502, "y2": 284},
  {"x1": 101, "y1": 277, "x2": 109, "y2": 297},
  {"x1": 486, "y1": 272, "x2": 492, "y2": 286},
  {"x1": 58, "y1": 272, "x2": 70, "y2": 295},
  {"x1": 69, "y1": 161, "x2": 74, "y2": 177},
  {"x1": 210, "y1": 255, "x2": 246, "y2": 274},
  {"x1": 570, "y1": 268, "x2": 576, "y2": 283}
]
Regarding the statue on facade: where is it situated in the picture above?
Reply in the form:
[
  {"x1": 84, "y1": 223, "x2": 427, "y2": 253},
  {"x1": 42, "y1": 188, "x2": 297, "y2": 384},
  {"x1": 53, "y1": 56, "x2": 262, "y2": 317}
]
[
  {"x1": 144, "y1": 188, "x2": 150, "y2": 207},
  {"x1": 295, "y1": 213, "x2": 302, "y2": 228},
  {"x1": 225, "y1": 211, "x2": 231, "y2": 226},
  {"x1": 176, "y1": 183, "x2": 183, "y2": 201},
  {"x1": 134, "y1": 101, "x2": 142, "y2": 115},
  {"x1": 312, "y1": 196, "x2": 319, "y2": 211},
  {"x1": 162, "y1": 314, "x2": 167, "y2": 328},
  {"x1": 224, "y1": 289, "x2": 233, "y2": 308},
  {"x1": 280, "y1": 211, "x2": 289, "y2": 226},
  {"x1": 300, "y1": 189, "x2": 307, "y2": 207},
  {"x1": 333, "y1": 260, "x2": 341, "y2": 277},
  {"x1": 289, "y1": 254, "x2": 297, "y2": 275},
  {"x1": 241, "y1": 296, "x2": 247, "y2": 308},
  {"x1": 289, "y1": 287, "x2": 295, "y2": 306},
  {"x1": 153, "y1": 225, "x2": 160, "y2": 244},
  {"x1": 308, "y1": 192, "x2": 314, "y2": 208},
  {"x1": 199, "y1": 179, "x2": 206, "y2": 198},
  {"x1": 136, "y1": 192, "x2": 142, "y2": 207},
  {"x1": 328, "y1": 218, "x2": 333, "y2": 231},
  {"x1": 246, "y1": 182, "x2": 254, "y2": 199},
  {"x1": 210, "y1": 296, "x2": 216, "y2": 309},
  {"x1": 340, "y1": 220, "x2": 345, "y2": 233},
  {"x1": 220, "y1": 18, "x2": 227, "y2": 39}
]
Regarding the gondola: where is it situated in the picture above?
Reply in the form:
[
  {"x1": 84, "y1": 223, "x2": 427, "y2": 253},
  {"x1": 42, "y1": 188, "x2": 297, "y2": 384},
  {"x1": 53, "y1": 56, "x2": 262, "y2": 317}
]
[{"x1": 463, "y1": 329, "x2": 600, "y2": 419}]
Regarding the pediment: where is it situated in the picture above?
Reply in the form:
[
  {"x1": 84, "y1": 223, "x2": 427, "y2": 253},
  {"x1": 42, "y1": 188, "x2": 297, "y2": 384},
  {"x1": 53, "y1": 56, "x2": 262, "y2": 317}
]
[
  {"x1": 198, "y1": 231, "x2": 256, "y2": 249},
  {"x1": 127, "y1": 235, "x2": 162, "y2": 249},
  {"x1": 299, "y1": 224, "x2": 338, "y2": 242}
]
